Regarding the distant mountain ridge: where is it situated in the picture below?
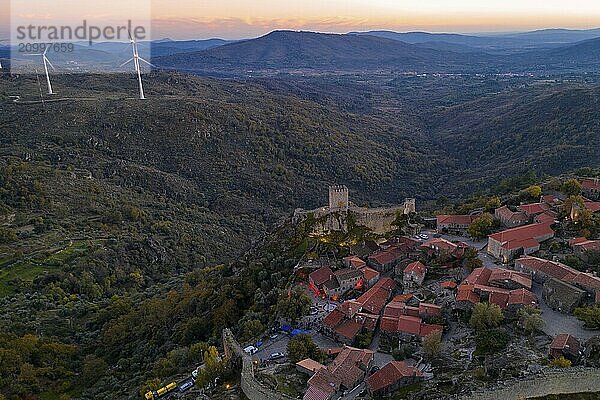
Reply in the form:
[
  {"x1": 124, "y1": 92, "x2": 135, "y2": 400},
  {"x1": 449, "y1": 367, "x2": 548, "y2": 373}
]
[{"x1": 154, "y1": 29, "x2": 600, "y2": 75}]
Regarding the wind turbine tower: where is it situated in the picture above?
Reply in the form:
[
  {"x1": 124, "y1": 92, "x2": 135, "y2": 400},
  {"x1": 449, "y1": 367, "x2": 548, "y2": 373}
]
[
  {"x1": 29, "y1": 47, "x2": 56, "y2": 95},
  {"x1": 121, "y1": 33, "x2": 154, "y2": 100}
]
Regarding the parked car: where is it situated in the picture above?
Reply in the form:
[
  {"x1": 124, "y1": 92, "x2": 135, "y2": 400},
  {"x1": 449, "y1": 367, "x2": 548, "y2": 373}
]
[
  {"x1": 243, "y1": 346, "x2": 258, "y2": 354},
  {"x1": 270, "y1": 352, "x2": 285, "y2": 360},
  {"x1": 179, "y1": 381, "x2": 194, "y2": 392},
  {"x1": 269, "y1": 334, "x2": 279, "y2": 340}
]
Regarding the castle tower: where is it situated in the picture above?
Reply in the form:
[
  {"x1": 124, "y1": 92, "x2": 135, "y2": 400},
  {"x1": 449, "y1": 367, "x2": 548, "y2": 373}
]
[
  {"x1": 329, "y1": 185, "x2": 349, "y2": 211},
  {"x1": 404, "y1": 198, "x2": 416, "y2": 214}
]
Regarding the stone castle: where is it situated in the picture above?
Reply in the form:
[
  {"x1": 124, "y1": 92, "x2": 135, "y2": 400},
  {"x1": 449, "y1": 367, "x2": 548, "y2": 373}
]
[{"x1": 293, "y1": 185, "x2": 416, "y2": 235}]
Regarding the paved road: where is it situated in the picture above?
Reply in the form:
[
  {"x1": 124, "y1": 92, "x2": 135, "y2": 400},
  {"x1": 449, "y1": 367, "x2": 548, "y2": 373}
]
[{"x1": 532, "y1": 283, "x2": 598, "y2": 341}]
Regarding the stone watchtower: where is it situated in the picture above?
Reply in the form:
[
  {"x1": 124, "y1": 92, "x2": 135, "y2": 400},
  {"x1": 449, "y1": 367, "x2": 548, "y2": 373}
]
[{"x1": 329, "y1": 185, "x2": 349, "y2": 211}]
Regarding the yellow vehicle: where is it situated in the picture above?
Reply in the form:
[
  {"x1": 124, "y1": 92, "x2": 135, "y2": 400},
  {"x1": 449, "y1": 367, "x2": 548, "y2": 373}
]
[{"x1": 144, "y1": 382, "x2": 177, "y2": 399}]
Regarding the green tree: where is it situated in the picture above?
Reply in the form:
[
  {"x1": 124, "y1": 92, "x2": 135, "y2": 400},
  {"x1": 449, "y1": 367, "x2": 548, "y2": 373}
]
[
  {"x1": 196, "y1": 346, "x2": 225, "y2": 389},
  {"x1": 517, "y1": 305, "x2": 544, "y2": 334},
  {"x1": 82, "y1": 354, "x2": 108, "y2": 385},
  {"x1": 574, "y1": 304, "x2": 600, "y2": 330},
  {"x1": 562, "y1": 179, "x2": 582, "y2": 196},
  {"x1": 550, "y1": 356, "x2": 572, "y2": 368},
  {"x1": 525, "y1": 185, "x2": 542, "y2": 200},
  {"x1": 465, "y1": 257, "x2": 483, "y2": 272},
  {"x1": 468, "y1": 213, "x2": 495, "y2": 239},
  {"x1": 485, "y1": 197, "x2": 502, "y2": 212},
  {"x1": 287, "y1": 334, "x2": 325, "y2": 363},
  {"x1": 422, "y1": 331, "x2": 442, "y2": 359},
  {"x1": 475, "y1": 327, "x2": 509, "y2": 355},
  {"x1": 276, "y1": 287, "x2": 311, "y2": 324},
  {"x1": 354, "y1": 332, "x2": 373, "y2": 349},
  {"x1": 241, "y1": 319, "x2": 265, "y2": 342},
  {"x1": 470, "y1": 303, "x2": 504, "y2": 331}
]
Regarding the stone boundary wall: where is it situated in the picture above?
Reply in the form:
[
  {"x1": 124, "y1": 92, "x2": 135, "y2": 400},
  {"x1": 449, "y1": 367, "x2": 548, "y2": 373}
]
[
  {"x1": 223, "y1": 329, "x2": 296, "y2": 400},
  {"x1": 461, "y1": 367, "x2": 600, "y2": 400}
]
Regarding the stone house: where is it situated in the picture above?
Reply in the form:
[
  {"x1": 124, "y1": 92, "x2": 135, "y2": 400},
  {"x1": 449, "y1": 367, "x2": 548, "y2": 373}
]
[{"x1": 543, "y1": 278, "x2": 585, "y2": 313}]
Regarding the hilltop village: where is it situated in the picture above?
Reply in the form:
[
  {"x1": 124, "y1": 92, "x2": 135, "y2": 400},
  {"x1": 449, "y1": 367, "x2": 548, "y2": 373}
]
[{"x1": 225, "y1": 178, "x2": 600, "y2": 400}]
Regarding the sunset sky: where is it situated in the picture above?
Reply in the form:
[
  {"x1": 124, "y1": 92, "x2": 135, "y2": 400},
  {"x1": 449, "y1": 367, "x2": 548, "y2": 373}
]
[{"x1": 3, "y1": 0, "x2": 600, "y2": 40}]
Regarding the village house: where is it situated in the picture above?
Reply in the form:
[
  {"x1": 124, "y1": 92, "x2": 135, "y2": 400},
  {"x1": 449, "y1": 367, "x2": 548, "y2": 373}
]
[
  {"x1": 487, "y1": 222, "x2": 554, "y2": 262},
  {"x1": 570, "y1": 237, "x2": 600, "y2": 262},
  {"x1": 495, "y1": 206, "x2": 529, "y2": 228},
  {"x1": 515, "y1": 256, "x2": 600, "y2": 305},
  {"x1": 322, "y1": 278, "x2": 396, "y2": 344},
  {"x1": 455, "y1": 267, "x2": 538, "y2": 313},
  {"x1": 582, "y1": 178, "x2": 600, "y2": 201},
  {"x1": 380, "y1": 300, "x2": 443, "y2": 339},
  {"x1": 356, "y1": 277, "x2": 396, "y2": 315},
  {"x1": 367, "y1": 246, "x2": 407, "y2": 273},
  {"x1": 296, "y1": 358, "x2": 325, "y2": 376},
  {"x1": 403, "y1": 261, "x2": 427, "y2": 289},
  {"x1": 366, "y1": 361, "x2": 424, "y2": 397},
  {"x1": 303, "y1": 346, "x2": 374, "y2": 400},
  {"x1": 542, "y1": 278, "x2": 585, "y2": 313},
  {"x1": 359, "y1": 266, "x2": 380, "y2": 288},
  {"x1": 309, "y1": 266, "x2": 335, "y2": 298},
  {"x1": 436, "y1": 214, "x2": 476, "y2": 234},
  {"x1": 343, "y1": 255, "x2": 366, "y2": 269},
  {"x1": 488, "y1": 268, "x2": 533, "y2": 290},
  {"x1": 517, "y1": 202, "x2": 550, "y2": 218},
  {"x1": 549, "y1": 334, "x2": 582, "y2": 363},
  {"x1": 421, "y1": 238, "x2": 470, "y2": 260},
  {"x1": 330, "y1": 268, "x2": 363, "y2": 296}
]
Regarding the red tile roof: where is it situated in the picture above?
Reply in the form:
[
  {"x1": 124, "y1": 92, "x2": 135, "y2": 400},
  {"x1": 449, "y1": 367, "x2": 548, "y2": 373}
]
[
  {"x1": 356, "y1": 277, "x2": 396, "y2": 314},
  {"x1": 464, "y1": 267, "x2": 492, "y2": 285},
  {"x1": 368, "y1": 246, "x2": 406, "y2": 266},
  {"x1": 397, "y1": 315, "x2": 423, "y2": 336},
  {"x1": 508, "y1": 288, "x2": 538, "y2": 306},
  {"x1": 536, "y1": 211, "x2": 558, "y2": 224},
  {"x1": 437, "y1": 214, "x2": 476, "y2": 226},
  {"x1": 323, "y1": 309, "x2": 345, "y2": 329},
  {"x1": 550, "y1": 334, "x2": 580, "y2": 353},
  {"x1": 419, "y1": 323, "x2": 444, "y2": 337},
  {"x1": 516, "y1": 256, "x2": 579, "y2": 282},
  {"x1": 441, "y1": 280, "x2": 458, "y2": 289},
  {"x1": 334, "y1": 319, "x2": 363, "y2": 341},
  {"x1": 328, "y1": 346, "x2": 374, "y2": 389},
  {"x1": 569, "y1": 273, "x2": 600, "y2": 291},
  {"x1": 343, "y1": 256, "x2": 366, "y2": 268},
  {"x1": 501, "y1": 237, "x2": 540, "y2": 250},
  {"x1": 573, "y1": 240, "x2": 600, "y2": 252},
  {"x1": 366, "y1": 361, "x2": 423, "y2": 392},
  {"x1": 489, "y1": 268, "x2": 533, "y2": 289},
  {"x1": 404, "y1": 261, "x2": 427, "y2": 277},
  {"x1": 419, "y1": 303, "x2": 442, "y2": 317},
  {"x1": 584, "y1": 202, "x2": 600, "y2": 213},
  {"x1": 518, "y1": 202, "x2": 549, "y2": 216},
  {"x1": 582, "y1": 179, "x2": 600, "y2": 190},
  {"x1": 310, "y1": 266, "x2": 334, "y2": 287},
  {"x1": 456, "y1": 284, "x2": 480, "y2": 304},
  {"x1": 569, "y1": 237, "x2": 590, "y2": 246},
  {"x1": 393, "y1": 293, "x2": 414, "y2": 302},
  {"x1": 489, "y1": 222, "x2": 554, "y2": 250},
  {"x1": 383, "y1": 301, "x2": 419, "y2": 318},
  {"x1": 360, "y1": 267, "x2": 380, "y2": 282},
  {"x1": 338, "y1": 300, "x2": 362, "y2": 317},
  {"x1": 297, "y1": 358, "x2": 325, "y2": 374},
  {"x1": 496, "y1": 206, "x2": 528, "y2": 223},
  {"x1": 421, "y1": 238, "x2": 458, "y2": 252}
]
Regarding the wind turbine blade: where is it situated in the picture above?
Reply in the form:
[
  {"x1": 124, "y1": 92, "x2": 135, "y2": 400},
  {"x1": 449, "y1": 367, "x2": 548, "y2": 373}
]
[
  {"x1": 120, "y1": 58, "x2": 134, "y2": 67},
  {"x1": 138, "y1": 57, "x2": 156, "y2": 68},
  {"x1": 45, "y1": 57, "x2": 56, "y2": 71}
]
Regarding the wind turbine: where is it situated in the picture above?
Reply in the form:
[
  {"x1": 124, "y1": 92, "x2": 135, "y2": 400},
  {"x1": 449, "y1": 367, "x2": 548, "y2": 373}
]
[
  {"x1": 29, "y1": 47, "x2": 56, "y2": 94},
  {"x1": 121, "y1": 32, "x2": 154, "y2": 100}
]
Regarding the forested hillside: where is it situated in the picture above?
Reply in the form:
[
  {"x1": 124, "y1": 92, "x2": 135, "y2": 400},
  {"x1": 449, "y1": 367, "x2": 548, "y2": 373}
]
[{"x1": 0, "y1": 70, "x2": 598, "y2": 399}]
